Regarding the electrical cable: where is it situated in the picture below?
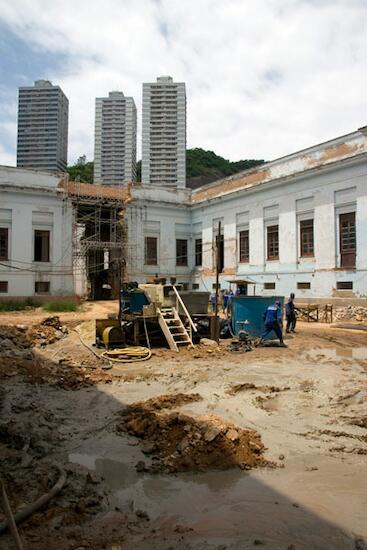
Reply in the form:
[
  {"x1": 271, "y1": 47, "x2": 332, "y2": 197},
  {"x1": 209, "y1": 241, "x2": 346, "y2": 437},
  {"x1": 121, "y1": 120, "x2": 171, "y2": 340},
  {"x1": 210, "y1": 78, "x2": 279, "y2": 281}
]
[
  {"x1": 72, "y1": 328, "x2": 113, "y2": 369},
  {"x1": 101, "y1": 346, "x2": 152, "y2": 363},
  {"x1": 1, "y1": 241, "x2": 216, "y2": 272}
]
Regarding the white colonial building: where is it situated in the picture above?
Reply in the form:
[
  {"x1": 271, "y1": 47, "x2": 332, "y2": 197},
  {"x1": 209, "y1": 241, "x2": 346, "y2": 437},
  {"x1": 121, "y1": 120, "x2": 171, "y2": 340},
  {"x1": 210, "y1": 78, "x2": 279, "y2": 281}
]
[
  {"x1": 126, "y1": 126, "x2": 367, "y2": 304},
  {"x1": 1, "y1": 126, "x2": 367, "y2": 305},
  {"x1": 0, "y1": 166, "x2": 74, "y2": 300}
]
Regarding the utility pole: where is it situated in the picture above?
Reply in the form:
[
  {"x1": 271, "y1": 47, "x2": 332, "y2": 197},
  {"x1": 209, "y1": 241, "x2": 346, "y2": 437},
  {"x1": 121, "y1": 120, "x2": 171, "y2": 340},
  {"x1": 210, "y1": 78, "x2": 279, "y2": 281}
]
[
  {"x1": 117, "y1": 257, "x2": 122, "y2": 323},
  {"x1": 212, "y1": 220, "x2": 221, "y2": 343}
]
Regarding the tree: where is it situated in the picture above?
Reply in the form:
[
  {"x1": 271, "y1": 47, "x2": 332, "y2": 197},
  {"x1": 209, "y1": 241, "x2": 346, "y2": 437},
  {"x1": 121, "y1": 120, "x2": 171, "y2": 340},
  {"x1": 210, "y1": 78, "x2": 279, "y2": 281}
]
[
  {"x1": 67, "y1": 161, "x2": 94, "y2": 183},
  {"x1": 186, "y1": 148, "x2": 264, "y2": 189}
]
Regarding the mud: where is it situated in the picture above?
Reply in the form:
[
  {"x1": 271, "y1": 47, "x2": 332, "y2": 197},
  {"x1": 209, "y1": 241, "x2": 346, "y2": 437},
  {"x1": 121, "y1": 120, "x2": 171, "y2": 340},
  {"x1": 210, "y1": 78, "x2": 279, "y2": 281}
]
[
  {"x1": 226, "y1": 382, "x2": 290, "y2": 395},
  {"x1": 0, "y1": 302, "x2": 366, "y2": 548}
]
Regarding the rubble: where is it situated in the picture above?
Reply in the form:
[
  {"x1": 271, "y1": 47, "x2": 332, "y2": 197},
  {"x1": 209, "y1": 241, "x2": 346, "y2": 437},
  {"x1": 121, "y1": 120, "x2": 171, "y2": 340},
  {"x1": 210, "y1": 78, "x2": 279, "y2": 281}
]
[
  {"x1": 199, "y1": 338, "x2": 218, "y2": 346},
  {"x1": 0, "y1": 325, "x2": 34, "y2": 360},
  {"x1": 28, "y1": 316, "x2": 68, "y2": 347},
  {"x1": 116, "y1": 393, "x2": 271, "y2": 473},
  {"x1": 334, "y1": 306, "x2": 367, "y2": 322},
  {"x1": 0, "y1": 320, "x2": 113, "y2": 388}
]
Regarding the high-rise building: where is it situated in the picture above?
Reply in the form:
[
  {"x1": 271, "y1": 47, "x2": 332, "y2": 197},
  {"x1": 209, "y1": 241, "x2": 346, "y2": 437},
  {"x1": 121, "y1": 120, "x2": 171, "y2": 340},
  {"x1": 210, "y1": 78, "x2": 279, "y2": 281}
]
[
  {"x1": 142, "y1": 76, "x2": 186, "y2": 187},
  {"x1": 17, "y1": 80, "x2": 68, "y2": 172},
  {"x1": 94, "y1": 91, "x2": 137, "y2": 186}
]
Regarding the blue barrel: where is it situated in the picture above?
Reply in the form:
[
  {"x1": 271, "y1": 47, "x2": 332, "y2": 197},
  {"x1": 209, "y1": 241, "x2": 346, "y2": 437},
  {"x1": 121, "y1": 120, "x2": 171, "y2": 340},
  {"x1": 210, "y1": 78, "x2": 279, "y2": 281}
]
[{"x1": 231, "y1": 296, "x2": 284, "y2": 338}]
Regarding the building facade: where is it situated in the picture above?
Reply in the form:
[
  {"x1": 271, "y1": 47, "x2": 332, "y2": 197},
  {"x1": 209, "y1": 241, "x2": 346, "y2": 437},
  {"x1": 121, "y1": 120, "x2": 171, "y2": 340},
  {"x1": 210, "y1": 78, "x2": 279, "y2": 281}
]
[
  {"x1": 17, "y1": 80, "x2": 69, "y2": 173},
  {"x1": 94, "y1": 91, "x2": 137, "y2": 186},
  {"x1": 0, "y1": 166, "x2": 74, "y2": 300},
  {"x1": 142, "y1": 76, "x2": 186, "y2": 188},
  {"x1": 126, "y1": 126, "x2": 367, "y2": 304}
]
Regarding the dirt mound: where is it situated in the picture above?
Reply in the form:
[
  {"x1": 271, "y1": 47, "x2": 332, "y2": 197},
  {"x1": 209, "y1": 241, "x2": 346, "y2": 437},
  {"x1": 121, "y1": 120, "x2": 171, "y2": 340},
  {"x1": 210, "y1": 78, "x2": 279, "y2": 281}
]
[
  {"x1": 0, "y1": 325, "x2": 34, "y2": 359},
  {"x1": 133, "y1": 392, "x2": 202, "y2": 411},
  {"x1": 117, "y1": 395, "x2": 270, "y2": 474},
  {"x1": 0, "y1": 356, "x2": 112, "y2": 389},
  {"x1": 0, "y1": 317, "x2": 68, "y2": 359},
  {"x1": 227, "y1": 382, "x2": 289, "y2": 395},
  {"x1": 28, "y1": 316, "x2": 68, "y2": 347},
  {"x1": 40, "y1": 316, "x2": 63, "y2": 329}
]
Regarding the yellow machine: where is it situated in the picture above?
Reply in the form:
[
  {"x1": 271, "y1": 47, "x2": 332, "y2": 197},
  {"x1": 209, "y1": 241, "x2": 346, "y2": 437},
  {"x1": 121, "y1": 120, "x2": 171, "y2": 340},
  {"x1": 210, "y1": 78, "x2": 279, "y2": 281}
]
[
  {"x1": 95, "y1": 318, "x2": 151, "y2": 362},
  {"x1": 95, "y1": 319, "x2": 125, "y2": 349}
]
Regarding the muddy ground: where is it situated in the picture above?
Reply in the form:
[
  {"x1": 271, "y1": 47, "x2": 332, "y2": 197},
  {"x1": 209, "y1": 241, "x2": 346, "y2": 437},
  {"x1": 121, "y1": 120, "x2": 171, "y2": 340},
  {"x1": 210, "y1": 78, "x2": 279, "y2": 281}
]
[{"x1": 0, "y1": 301, "x2": 366, "y2": 549}]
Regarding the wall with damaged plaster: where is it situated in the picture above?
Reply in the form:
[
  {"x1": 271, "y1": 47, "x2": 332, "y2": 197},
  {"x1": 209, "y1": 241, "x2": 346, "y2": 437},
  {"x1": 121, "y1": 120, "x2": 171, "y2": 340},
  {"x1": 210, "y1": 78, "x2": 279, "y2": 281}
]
[
  {"x1": 191, "y1": 157, "x2": 367, "y2": 300},
  {"x1": 126, "y1": 127, "x2": 367, "y2": 301},
  {"x1": 126, "y1": 185, "x2": 192, "y2": 283}
]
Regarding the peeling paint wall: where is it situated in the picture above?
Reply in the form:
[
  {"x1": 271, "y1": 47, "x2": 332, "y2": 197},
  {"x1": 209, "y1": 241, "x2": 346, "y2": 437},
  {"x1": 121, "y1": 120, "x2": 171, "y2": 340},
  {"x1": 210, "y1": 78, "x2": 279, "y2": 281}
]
[
  {"x1": 190, "y1": 157, "x2": 367, "y2": 299},
  {"x1": 192, "y1": 131, "x2": 367, "y2": 204},
  {"x1": 126, "y1": 129, "x2": 367, "y2": 300}
]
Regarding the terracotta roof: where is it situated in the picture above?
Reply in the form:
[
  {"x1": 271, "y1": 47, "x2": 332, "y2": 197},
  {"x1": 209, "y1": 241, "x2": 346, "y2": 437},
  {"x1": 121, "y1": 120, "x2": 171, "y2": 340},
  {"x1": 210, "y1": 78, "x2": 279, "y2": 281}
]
[{"x1": 58, "y1": 180, "x2": 131, "y2": 202}]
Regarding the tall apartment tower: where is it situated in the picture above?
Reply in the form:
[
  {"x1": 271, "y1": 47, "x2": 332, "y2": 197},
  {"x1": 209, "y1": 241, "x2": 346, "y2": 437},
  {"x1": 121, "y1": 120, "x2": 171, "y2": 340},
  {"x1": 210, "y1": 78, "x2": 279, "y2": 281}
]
[
  {"x1": 142, "y1": 76, "x2": 186, "y2": 187},
  {"x1": 94, "y1": 91, "x2": 137, "y2": 186},
  {"x1": 17, "y1": 80, "x2": 68, "y2": 172}
]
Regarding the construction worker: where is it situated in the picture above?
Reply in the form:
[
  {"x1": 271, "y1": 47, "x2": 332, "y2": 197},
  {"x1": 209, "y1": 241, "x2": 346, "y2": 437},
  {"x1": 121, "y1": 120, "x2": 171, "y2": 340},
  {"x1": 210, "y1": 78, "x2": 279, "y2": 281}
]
[
  {"x1": 223, "y1": 290, "x2": 229, "y2": 313},
  {"x1": 210, "y1": 291, "x2": 216, "y2": 313},
  {"x1": 286, "y1": 292, "x2": 297, "y2": 333},
  {"x1": 259, "y1": 300, "x2": 286, "y2": 347}
]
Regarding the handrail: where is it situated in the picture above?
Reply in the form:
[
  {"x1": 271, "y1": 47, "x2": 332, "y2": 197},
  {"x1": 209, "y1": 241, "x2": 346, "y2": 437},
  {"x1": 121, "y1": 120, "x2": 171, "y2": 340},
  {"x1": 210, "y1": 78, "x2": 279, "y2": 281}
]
[{"x1": 172, "y1": 286, "x2": 197, "y2": 332}]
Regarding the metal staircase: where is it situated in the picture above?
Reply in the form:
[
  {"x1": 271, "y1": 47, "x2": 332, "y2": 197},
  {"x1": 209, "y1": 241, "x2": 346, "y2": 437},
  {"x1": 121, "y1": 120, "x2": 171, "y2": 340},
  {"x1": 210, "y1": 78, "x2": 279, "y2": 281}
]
[{"x1": 158, "y1": 306, "x2": 193, "y2": 351}]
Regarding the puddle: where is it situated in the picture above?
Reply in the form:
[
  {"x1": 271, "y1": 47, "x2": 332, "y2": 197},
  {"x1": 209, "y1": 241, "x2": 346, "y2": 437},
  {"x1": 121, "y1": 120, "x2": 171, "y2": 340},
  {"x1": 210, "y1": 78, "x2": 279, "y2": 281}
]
[
  {"x1": 307, "y1": 346, "x2": 367, "y2": 361},
  {"x1": 69, "y1": 448, "x2": 363, "y2": 547}
]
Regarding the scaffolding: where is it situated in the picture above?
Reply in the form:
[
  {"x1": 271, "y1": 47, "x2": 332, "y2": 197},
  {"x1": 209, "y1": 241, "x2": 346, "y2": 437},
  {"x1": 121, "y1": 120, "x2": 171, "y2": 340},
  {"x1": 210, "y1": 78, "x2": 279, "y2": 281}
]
[{"x1": 59, "y1": 177, "x2": 130, "y2": 299}]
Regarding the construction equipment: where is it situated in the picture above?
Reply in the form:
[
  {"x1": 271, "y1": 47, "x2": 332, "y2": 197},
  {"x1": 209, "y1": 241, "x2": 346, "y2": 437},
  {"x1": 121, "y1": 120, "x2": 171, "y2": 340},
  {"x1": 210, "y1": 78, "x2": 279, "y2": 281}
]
[
  {"x1": 95, "y1": 319, "x2": 125, "y2": 349},
  {"x1": 157, "y1": 306, "x2": 193, "y2": 351},
  {"x1": 102, "y1": 325, "x2": 125, "y2": 350}
]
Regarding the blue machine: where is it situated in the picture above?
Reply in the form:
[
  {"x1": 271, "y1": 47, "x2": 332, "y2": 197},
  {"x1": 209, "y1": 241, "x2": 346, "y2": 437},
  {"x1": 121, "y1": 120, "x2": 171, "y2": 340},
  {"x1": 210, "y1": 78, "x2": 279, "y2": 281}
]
[
  {"x1": 231, "y1": 296, "x2": 284, "y2": 338},
  {"x1": 121, "y1": 289, "x2": 150, "y2": 314}
]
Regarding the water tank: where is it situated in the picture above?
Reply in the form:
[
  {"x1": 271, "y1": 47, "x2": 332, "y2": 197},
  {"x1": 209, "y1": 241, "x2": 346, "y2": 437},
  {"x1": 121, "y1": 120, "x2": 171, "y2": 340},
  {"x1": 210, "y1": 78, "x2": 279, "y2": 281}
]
[{"x1": 231, "y1": 296, "x2": 284, "y2": 338}]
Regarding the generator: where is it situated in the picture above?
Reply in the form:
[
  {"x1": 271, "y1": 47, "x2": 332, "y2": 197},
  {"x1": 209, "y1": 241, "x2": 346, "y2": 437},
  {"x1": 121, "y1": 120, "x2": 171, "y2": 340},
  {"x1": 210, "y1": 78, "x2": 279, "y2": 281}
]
[{"x1": 95, "y1": 319, "x2": 126, "y2": 349}]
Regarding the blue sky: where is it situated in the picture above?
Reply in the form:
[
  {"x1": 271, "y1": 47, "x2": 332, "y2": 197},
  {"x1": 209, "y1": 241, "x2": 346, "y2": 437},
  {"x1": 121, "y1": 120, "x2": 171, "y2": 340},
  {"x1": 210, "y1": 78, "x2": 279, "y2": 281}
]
[
  {"x1": 1, "y1": 0, "x2": 367, "y2": 166},
  {"x1": 0, "y1": 23, "x2": 68, "y2": 163}
]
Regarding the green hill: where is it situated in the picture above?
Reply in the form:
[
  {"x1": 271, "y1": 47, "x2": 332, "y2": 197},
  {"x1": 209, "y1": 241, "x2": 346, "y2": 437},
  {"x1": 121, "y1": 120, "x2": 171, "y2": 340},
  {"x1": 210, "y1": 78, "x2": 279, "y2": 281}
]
[
  {"x1": 67, "y1": 150, "x2": 264, "y2": 188},
  {"x1": 186, "y1": 148, "x2": 263, "y2": 189}
]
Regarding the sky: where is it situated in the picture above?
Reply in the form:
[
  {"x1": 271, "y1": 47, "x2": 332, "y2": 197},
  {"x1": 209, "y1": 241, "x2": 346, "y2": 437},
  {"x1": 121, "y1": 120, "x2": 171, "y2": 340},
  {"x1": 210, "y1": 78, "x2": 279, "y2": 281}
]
[{"x1": 0, "y1": 0, "x2": 367, "y2": 166}]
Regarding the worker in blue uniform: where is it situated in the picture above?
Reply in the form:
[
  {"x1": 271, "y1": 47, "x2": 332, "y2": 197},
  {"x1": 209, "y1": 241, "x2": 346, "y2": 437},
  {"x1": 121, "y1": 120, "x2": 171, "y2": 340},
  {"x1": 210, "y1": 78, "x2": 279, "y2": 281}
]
[
  {"x1": 285, "y1": 292, "x2": 297, "y2": 333},
  {"x1": 259, "y1": 300, "x2": 286, "y2": 346}
]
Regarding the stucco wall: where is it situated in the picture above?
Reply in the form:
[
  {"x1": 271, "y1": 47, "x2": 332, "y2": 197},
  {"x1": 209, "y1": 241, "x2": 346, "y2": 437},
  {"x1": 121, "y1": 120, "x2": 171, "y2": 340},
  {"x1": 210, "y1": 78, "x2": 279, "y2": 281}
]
[
  {"x1": 127, "y1": 153, "x2": 367, "y2": 301},
  {"x1": 0, "y1": 184, "x2": 74, "y2": 299}
]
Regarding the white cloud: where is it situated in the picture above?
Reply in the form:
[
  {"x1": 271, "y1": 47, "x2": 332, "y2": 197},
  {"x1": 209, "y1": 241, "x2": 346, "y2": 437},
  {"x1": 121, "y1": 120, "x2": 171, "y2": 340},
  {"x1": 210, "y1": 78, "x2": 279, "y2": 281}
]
[{"x1": 0, "y1": 0, "x2": 367, "y2": 165}]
